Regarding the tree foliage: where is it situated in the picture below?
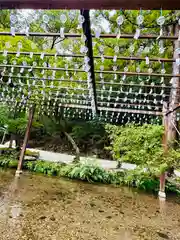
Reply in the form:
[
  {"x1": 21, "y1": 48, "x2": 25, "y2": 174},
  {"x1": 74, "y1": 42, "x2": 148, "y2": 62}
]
[
  {"x1": 106, "y1": 124, "x2": 180, "y2": 172},
  {"x1": 106, "y1": 124, "x2": 164, "y2": 163}
]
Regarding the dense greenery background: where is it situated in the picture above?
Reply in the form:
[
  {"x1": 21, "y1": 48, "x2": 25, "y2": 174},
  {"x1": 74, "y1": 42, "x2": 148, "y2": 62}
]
[{"x1": 0, "y1": 10, "x2": 179, "y2": 179}]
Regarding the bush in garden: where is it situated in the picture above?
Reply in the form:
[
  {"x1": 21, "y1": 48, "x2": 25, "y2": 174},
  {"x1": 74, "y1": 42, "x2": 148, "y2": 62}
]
[
  {"x1": 105, "y1": 123, "x2": 180, "y2": 175},
  {"x1": 60, "y1": 162, "x2": 122, "y2": 184},
  {"x1": 123, "y1": 167, "x2": 159, "y2": 192},
  {"x1": 105, "y1": 124, "x2": 164, "y2": 165}
]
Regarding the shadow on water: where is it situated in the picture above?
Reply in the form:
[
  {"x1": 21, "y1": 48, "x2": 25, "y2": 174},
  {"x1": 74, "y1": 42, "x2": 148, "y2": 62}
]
[{"x1": 0, "y1": 169, "x2": 180, "y2": 240}]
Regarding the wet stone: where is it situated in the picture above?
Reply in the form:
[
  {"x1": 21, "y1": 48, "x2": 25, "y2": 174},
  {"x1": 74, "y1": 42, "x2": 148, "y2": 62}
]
[
  {"x1": 98, "y1": 209, "x2": 104, "y2": 213},
  {"x1": 39, "y1": 215, "x2": 46, "y2": 220},
  {"x1": 50, "y1": 197, "x2": 57, "y2": 200},
  {"x1": 157, "y1": 232, "x2": 169, "y2": 239},
  {"x1": 50, "y1": 216, "x2": 56, "y2": 221},
  {"x1": 90, "y1": 202, "x2": 96, "y2": 207}
]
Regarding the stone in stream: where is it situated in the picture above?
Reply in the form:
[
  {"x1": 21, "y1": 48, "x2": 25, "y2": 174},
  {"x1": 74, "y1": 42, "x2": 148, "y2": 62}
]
[
  {"x1": 157, "y1": 232, "x2": 169, "y2": 239},
  {"x1": 50, "y1": 216, "x2": 56, "y2": 221},
  {"x1": 98, "y1": 209, "x2": 104, "y2": 213},
  {"x1": 39, "y1": 215, "x2": 46, "y2": 220}
]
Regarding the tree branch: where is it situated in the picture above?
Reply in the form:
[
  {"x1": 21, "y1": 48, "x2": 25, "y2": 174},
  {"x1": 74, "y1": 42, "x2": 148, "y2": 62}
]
[{"x1": 64, "y1": 131, "x2": 80, "y2": 162}]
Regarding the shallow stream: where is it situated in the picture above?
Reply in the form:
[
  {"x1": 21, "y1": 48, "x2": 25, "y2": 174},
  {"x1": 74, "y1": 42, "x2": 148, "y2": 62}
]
[{"x1": 0, "y1": 169, "x2": 180, "y2": 240}]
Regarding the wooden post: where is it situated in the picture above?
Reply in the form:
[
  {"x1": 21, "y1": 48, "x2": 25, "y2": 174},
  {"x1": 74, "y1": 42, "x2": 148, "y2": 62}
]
[
  {"x1": 162, "y1": 102, "x2": 169, "y2": 153},
  {"x1": 15, "y1": 106, "x2": 35, "y2": 176},
  {"x1": 167, "y1": 23, "x2": 180, "y2": 144},
  {"x1": 159, "y1": 22, "x2": 180, "y2": 199},
  {"x1": 159, "y1": 173, "x2": 166, "y2": 197},
  {"x1": 81, "y1": 9, "x2": 98, "y2": 117},
  {"x1": 159, "y1": 102, "x2": 168, "y2": 199}
]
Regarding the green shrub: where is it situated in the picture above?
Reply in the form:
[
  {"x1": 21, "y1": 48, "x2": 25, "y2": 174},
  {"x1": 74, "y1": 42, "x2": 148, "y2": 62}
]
[
  {"x1": 8, "y1": 159, "x2": 18, "y2": 168},
  {"x1": 123, "y1": 168, "x2": 159, "y2": 192},
  {"x1": 25, "y1": 161, "x2": 65, "y2": 176},
  {"x1": 0, "y1": 157, "x2": 10, "y2": 167},
  {"x1": 0, "y1": 148, "x2": 19, "y2": 159},
  {"x1": 105, "y1": 124, "x2": 164, "y2": 165},
  {"x1": 60, "y1": 163, "x2": 122, "y2": 184}
]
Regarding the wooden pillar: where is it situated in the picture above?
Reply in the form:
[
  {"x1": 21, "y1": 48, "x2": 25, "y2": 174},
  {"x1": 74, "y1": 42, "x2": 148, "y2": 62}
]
[
  {"x1": 15, "y1": 106, "x2": 35, "y2": 176},
  {"x1": 159, "y1": 173, "x2": 166, "y2": 197},
  {"x1": 159, "y1": 22, "x2": 180, "y2": 198},
  {"x1": 167, "y1": 23, "x2": 180, "y2": 143},
  {"x1": 81, "y1": 9, "x2": 98, "y2": 117},
  {"x1": 159, "y1": 102, "x2": 168, "y2": 199},
  {"x1": 162, "y1": 102, "x2": 169, "y2": 153}
]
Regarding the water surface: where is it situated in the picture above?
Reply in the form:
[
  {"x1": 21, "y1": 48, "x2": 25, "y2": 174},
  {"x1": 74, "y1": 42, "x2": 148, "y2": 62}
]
[{"x1": 0, "y1": 169, "x2": 180, "y2": 240}]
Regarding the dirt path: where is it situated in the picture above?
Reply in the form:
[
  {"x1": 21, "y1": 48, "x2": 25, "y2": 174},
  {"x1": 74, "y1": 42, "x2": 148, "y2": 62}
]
[{"x1": 27, "y1": 148, "x2": 136, "y2": 170}]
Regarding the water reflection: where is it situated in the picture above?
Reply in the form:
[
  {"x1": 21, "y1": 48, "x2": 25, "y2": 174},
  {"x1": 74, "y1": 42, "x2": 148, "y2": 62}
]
[{"x1": 0, "y1": 176, "x2": 22, "y2": 220}]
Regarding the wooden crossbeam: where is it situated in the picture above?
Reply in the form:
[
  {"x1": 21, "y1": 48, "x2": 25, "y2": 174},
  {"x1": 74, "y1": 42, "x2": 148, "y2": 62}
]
[
  {"x1": 0, "y1": 0, "x2": 179, "y2": 10},
  {"x1": 165, "y1": 104, "x2": 180, "y2": 116},
  {"x1": 0, "y1": 32, "x2": 179, "y2": 40}
]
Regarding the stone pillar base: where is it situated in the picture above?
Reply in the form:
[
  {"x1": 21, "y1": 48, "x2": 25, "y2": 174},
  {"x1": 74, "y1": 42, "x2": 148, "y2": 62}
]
[
  {"x1": 158, "y1": 191, "x2": 166, "y2": 199},
  {"x1": 15, "y1": 170, "x2": 23, "y2": 177}
]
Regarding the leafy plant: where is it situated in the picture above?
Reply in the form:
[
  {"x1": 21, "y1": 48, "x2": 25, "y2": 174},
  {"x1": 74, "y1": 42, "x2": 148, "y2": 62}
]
[
  {"x1": 60, "y1": 162, "x2": 121, "y2": 184},
  {"x1": 106, "y1": 124, "x2": 164, "y2": 165},
  {"x1": 106, "y1": 123, "x2": 180, "y2": 175},
  {"x1": 0, "y1": 148, "x2": 19, "y2": 159},
  {"x1": 0, "y1": 157, "x2": 179, "y2": 194},
  {"x1": 0, "y1": 157, "x2": 11, "y2": 167},
  {"x1": 8, "y1": 159, "x2": 19, "y2": 168},
  {"x1": 123, "y1": 168, "x2": 159, "y2": 192}
]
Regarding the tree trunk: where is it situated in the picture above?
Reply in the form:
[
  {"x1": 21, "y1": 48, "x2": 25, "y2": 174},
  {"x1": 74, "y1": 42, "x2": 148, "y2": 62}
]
[
  {"x1": 15, "y1": 135, "x2": 21, "y2": 151},
  {"x1": 9, "y1": 134, "x2": 14, "y2": 148},
  {"x1": 64, "y1": 132, "x2": 80, "y2": 162},
  {"x1": 1, "y1": 131, "x2": 6, "y2": 145}
]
